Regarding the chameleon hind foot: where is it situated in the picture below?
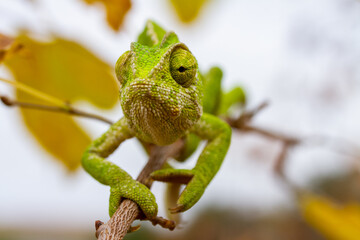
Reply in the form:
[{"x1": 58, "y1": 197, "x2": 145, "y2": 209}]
[{"x1": 151, "y1": 168, "x2": 205, "y2": 213}]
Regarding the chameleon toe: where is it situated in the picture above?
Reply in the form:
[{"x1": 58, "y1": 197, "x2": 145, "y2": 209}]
[
  {"x1": 127, "y1": 225, "x2": 141, "y2": 233},
  {"x1": 169, "y1": 204, "x2": 185, "y2": 214},
  {"x1": 151, "y1": 169, "x2": 193, "y2": 184}
]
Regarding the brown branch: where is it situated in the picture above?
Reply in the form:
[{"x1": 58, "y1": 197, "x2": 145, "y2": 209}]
[
  {"x1": 0, "y1": 95, "x2": 114, "y2": 125},
  {"x1": 224, "y1": 101, "x2": 300, "y2": 145},
  {"x1": 241, "y1": 125, "x2": 300, "y2": 145},
  {"x1": 273, "y1": 141, "x2": 293, "y2": 180},
  {"x1": 225, "y1": 101, "x2": 268, "y2": 128},
  {"x1": 95, "y1": 139, "x2": 185, "y2": 240}
]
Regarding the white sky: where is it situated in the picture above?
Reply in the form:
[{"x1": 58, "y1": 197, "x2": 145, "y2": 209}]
[{"x1": 0, "y1": 0, "x2": 360, "y2": 234}]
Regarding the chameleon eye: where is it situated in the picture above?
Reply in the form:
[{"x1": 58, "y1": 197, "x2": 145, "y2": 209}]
[
  {"x1": 115, "y1": 51, "x2": 131, "y2": 85},
  {"x1": 169, "y1": 48, "x2": 197, "y2": 87}
]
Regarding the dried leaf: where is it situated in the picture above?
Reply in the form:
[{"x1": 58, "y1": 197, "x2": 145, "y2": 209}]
[
  {"x1": 4, "y1": 35, "x2": 119, "y2": 170},
  {"x1": 83, "y1": 0, "x2": 131, "y2": 31},
  {"x1": 169, "y1": 0, "x2": 208, "y2": 23},
  {"x1": 300, "y1": 194, "x2": 360, "y2": 240}
]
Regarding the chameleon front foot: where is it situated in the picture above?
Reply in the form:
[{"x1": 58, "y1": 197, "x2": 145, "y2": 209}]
[
  {"x1": 151, "y1": 168, "x2": 205, "y2": 213},
  {"x1": 109, "y1": 179, "x2": 158, "y2": 219}
]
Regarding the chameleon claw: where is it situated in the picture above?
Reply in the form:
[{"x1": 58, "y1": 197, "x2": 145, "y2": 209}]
[
  {"x1": 95, "y1": 220, "x2": 104, "y2": 230},
  {"x1": 95, "y1": 220, "x2": 105, "y2": 238},
  {"x1": 127, "y1": 224, "x2": 141, "y2": 233},
  {"x1": 169, "y1": 204, "x2": 185, "y2": 214}
]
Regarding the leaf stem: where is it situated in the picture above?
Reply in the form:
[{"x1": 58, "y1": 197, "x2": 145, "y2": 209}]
[
  {"x1": 0, "y1": 78, "x2": 68, "y2": 109},
  {"x1": 0, "y1": 95, "x2": 114, "y2": 125}
]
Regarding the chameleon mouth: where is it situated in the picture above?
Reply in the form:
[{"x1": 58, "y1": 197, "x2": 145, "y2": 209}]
[{"x1": 129, "y1": 82, "x2": 194, "y2": 103}]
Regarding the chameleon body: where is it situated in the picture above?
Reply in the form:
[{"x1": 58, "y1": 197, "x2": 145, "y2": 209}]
[{"x1": 82, "y1": 21, "x2": 245, "y2": 220}]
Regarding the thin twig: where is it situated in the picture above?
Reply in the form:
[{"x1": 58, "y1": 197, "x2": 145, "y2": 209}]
[
  {"x1": 225, "y1": 101, "x2": 299, "y2": 145},
  {"x1": 241, "y1": 125, "x2": 300, "y2": 145},
  {"x1": 225, "y1": 101, "x2": 268, "y2": 129},
  {"x1": 0, "y1": 95, "x2": 114, "y2": 125},
  {"x1": 273, "y1": 141, "x2": 293, "y2": 179}
]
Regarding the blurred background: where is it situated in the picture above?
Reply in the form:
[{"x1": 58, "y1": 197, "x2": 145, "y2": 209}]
[{"x1": 0, "y1": 0, "x2": 360, "y2": 239}]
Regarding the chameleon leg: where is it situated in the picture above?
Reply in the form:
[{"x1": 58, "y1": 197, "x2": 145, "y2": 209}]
[
  {"x1": 217, "y1": 86, "x2": 246, "y2": 116},
  {"x1": 151, "y1": 113, "x2": 231, "y2": 213},
  {"x1": 202, "y1": 66, "x2": 223, "y2": 114},
  {"x1": 82, "y1": 118, "x2": 158, "y2": 219},
  {"x1": 202, "y1": 66, "x2": 246, "y2": 116},
  {"x1": 172, "y1": 66, "x2": 223, "y2": 163},
  {"x1": 109, "y1": 186, "x2": 122, "y2": 217}
]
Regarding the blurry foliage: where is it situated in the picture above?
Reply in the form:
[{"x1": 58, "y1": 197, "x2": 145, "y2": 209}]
[
  {"x1": 169, "y1": 0, "x2": 209, "y2": 23},
  {"x1": 82, "y1": 0, "x2": 210, "y2": 29},
  {"x1": 0, "y1": 34, "x2": 22, "y2": 62},
  {"x1": 311, "y1": 170, "x2": 360, "y2": 203},
  {"x1": 125, "y1": 208, "x2": 322, "y2": 240},
  {"x1": 82, "y1": 0, "x2": 210, "y2": 27},
  {"x1": 301, "y1": 194, "x2": 360, "y2": 240},
  {"x1": 83, "y1": 0, "x2": 131, "y2": 31},
  {"x1": 2, "y1": 35, "x2": 118, "y2": 170},
  {"x1": 32, "y1": 0, "x2": 209, "y2": 31},
  {"x1": 300, "y1": 171, "x2": 360, "y2": 240}
]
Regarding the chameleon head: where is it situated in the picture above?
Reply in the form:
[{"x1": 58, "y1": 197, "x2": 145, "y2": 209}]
[{"x1": 115, "y1": 32, "x2": 203, "y2": 145}]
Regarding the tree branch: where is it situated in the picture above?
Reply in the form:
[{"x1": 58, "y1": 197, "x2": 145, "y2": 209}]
[
  {"x1": 240, "y1": 125, "x2": 300, "y2": 145},
  {"x1": 95, "y1": 140, "x2": 184, "y2": 240}
]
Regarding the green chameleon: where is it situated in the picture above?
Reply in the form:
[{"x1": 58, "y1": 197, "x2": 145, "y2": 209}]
[{"x1": 82, "y1": 20, "x2": 245, "y2": 220}]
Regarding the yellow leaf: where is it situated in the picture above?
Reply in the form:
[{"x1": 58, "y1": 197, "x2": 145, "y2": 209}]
[
  {"x1": 169, "y1": 0, "x2": 208, "y2": 23},
  {"x1": 83, "y1": 0, "x2": 131, "y2": 31},
  {"x1": 0, "y1": 34, "x2": 23, "y2": 63},
  {"x1": 4, "y1": 35, "x2": 119, "y2": 170},
  {"x1": 300, "y1": 194, "x2": 360, "y2": 240}
]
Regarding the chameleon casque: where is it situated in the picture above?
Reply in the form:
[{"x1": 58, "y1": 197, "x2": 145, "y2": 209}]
[{"x1": 82, "y1": 20, "x2": 245, "y2": 221}]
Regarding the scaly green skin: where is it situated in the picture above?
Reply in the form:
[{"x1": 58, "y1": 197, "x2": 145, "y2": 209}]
[{"x1": 82, "y1": 20, "x2": 245, "y2": 220}]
